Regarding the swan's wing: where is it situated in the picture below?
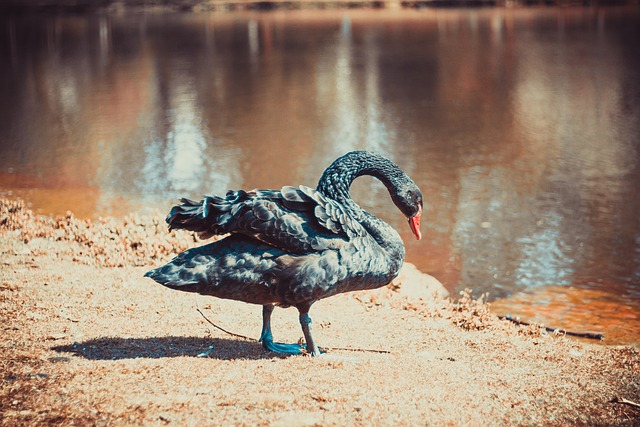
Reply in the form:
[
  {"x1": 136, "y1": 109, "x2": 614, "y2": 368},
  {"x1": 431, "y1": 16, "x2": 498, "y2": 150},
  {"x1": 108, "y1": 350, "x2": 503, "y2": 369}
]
[
  {"x1": 287, "y1": 185, "x2": 363, "y2": 238},
  {"x1": 166, "y1": 186, "x2": 365, "y2": 254}
]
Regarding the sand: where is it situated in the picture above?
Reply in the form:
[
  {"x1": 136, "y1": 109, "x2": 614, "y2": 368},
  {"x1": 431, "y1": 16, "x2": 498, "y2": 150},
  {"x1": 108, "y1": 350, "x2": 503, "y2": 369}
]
[{"x1": 1, "y1": 197, "x2": 639, "y2": 426}]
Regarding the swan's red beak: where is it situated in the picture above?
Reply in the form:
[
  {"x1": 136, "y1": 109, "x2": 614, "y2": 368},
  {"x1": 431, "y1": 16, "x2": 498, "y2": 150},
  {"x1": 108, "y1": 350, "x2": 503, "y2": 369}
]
[{"x1": 408, "y1": 205, "x2": 422, "y2": 240}]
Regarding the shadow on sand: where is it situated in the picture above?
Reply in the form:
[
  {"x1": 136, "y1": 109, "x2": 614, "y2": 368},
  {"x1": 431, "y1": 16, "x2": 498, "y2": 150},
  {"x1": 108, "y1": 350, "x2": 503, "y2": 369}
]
[{"x1": 51, "y1": 336, "x2": 290, "y2": 361}]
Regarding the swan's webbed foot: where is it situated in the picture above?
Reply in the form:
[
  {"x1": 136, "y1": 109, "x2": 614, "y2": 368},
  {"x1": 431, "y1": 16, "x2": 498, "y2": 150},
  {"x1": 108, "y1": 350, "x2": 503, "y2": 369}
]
[{"x1": 259, "y1": 330, "x2": 306, "y2": 355}]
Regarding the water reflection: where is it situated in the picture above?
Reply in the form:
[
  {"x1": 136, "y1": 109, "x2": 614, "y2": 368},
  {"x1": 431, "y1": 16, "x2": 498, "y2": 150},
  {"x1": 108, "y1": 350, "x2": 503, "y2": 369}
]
[
  {"x1": 1, "y1": 8, "x2": 639, "y2": 342},
  {"x1": 491, "y1": 285, "x2": 640, "y2": 345}
]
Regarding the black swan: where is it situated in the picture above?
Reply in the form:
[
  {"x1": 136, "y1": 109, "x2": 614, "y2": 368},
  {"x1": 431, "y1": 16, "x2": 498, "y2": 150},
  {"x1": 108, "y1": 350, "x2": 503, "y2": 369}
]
[{"x1": 145, "y1": 151, "x2": 423, "y2": 356}]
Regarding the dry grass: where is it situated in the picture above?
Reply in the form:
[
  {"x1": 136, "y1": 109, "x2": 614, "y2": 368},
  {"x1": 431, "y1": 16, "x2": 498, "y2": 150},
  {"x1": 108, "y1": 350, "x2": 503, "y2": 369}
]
[
  {"x1": 1, "y1": 197, "x2": 639, "y2": 426},
  {"x1": 1, "y1": 198, "x2": 199, "y2": 267}
]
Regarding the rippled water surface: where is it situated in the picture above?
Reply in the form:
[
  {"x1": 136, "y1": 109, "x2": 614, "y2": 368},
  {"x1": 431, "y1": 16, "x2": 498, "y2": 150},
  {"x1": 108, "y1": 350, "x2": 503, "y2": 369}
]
[{"x1": 1, "y1": 8, "x2": 639, "y2": 343}]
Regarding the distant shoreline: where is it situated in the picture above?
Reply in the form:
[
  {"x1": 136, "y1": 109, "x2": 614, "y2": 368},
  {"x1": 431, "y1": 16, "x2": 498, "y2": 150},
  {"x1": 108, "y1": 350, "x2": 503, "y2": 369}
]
[{"x1": 1, "y1": 0, "x2": 637, "y2": 13}]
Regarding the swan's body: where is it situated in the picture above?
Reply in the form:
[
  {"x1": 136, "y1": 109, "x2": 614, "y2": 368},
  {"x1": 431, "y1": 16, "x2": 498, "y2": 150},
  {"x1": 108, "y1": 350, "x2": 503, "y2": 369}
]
[{"x1": 145, "y1": 151, "x2": 423, "y2": 356}]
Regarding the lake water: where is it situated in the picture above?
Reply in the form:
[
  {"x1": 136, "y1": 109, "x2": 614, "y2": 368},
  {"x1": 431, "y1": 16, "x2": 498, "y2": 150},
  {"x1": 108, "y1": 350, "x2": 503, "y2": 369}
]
[{"x1": 1, "y1": 7, "x2": 639, "y2": 344}]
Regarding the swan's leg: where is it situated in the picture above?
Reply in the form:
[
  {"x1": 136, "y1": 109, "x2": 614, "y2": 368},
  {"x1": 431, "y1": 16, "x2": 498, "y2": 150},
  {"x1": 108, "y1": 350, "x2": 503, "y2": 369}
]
[
  {"x1": 258, "y1": 304, "x2": 305, "y2": 355},
  {"x1": 258, "y1": 304, "x2": 275, "y2": 343},
  {"x1": 299, "y1": 310, "x2": 322, "y2": 357},
  {"x1": 297, "y1": 303, "x2": 322, "y2": 356}
]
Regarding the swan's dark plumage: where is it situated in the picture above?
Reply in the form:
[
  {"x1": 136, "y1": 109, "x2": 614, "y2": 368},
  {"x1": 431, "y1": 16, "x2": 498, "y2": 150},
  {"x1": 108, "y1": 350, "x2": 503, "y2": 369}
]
[{"x1": 145, "y1": 151, "x2": 423, "y2": 356}]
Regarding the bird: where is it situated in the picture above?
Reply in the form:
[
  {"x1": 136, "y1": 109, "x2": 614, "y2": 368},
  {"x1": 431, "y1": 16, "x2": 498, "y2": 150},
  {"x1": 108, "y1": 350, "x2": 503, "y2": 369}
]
[{"x1": 145, "y1": 150, "x2": 423, "y2": 356}]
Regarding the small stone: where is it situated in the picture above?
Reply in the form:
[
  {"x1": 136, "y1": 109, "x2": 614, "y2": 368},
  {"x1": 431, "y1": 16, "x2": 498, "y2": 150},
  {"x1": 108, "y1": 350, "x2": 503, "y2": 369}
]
[
  {"x1": 197, "y1": 345, "x2": 215, "y2": 358},
  {"x1": 569, "y1": 349, "x2": 582, "y2": 358}
]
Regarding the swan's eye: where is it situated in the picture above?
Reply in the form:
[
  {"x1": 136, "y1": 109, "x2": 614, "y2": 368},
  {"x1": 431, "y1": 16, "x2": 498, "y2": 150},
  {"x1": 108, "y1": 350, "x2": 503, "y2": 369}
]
[{"x1": 407, "y1": 190, "x2": 421, "y2": 206}]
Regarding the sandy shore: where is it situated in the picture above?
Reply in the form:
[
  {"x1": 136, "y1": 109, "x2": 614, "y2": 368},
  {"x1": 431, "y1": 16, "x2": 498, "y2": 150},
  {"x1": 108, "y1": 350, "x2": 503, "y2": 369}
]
[{"x1": 1, "y1": 197, "x2": 639, "y2": 426}]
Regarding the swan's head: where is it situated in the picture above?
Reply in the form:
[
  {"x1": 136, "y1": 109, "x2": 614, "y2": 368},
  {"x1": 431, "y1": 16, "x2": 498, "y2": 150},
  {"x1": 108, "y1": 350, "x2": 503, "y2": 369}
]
[
  {"x1": 319, "y1": 150, "x2": 424, "y2": 240},
  {"x1": 392, "y1": 184, "x2": 423, "y2": 241}
]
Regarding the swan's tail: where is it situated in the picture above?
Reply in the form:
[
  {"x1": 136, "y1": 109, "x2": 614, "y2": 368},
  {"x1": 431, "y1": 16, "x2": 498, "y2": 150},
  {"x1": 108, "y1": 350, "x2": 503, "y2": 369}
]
[
  {"x1": 166, "y1": 191, "x2": 249, "y2": 239},
  {"x1": 144, "y1": 250, "x2": 209, "y2": 294},
  {"x1": 166, "y1": 197, "x2": 222, "y2": 239}
]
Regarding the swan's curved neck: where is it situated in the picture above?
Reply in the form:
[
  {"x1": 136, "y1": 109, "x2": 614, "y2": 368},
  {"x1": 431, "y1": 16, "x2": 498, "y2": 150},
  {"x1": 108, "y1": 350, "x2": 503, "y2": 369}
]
[{"x1": 316, "y1": 151, "x2": 405, "y2": 219}]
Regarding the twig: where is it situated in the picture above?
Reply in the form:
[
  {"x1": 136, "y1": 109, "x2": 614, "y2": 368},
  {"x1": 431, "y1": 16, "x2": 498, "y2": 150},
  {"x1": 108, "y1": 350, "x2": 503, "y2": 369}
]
[
  {"x1": 195, "y1": 308, "x2": 391, "y2": 354},
  {"x1": 610, "y1": 396, "x2": 640, "y2": 409},
  {"x1": 499, "y1": 314, "x2": 604, "y2": 340},
  {"x1": 196, "y1": 308, "x2": 254, "y2": 341}
]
